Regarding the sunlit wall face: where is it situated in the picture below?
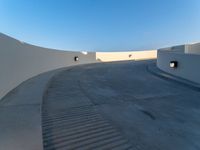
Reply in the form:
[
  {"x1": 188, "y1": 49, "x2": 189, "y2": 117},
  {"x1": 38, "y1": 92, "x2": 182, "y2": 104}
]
[{"x1": 0, "y1": 0, "x2": 200, "y2": 51}]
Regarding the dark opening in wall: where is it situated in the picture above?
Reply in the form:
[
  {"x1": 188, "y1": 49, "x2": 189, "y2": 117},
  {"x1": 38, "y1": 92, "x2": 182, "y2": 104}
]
[
  {"x1": 170, "y1": 61, "x2": 178, "y2": 68},
  {"x1": 74, "y1": 56, "x2": 79, "y2": 62}
]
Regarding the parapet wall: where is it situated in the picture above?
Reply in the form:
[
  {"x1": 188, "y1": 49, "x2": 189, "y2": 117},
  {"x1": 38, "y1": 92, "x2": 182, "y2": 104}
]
[
  {"x1": 0, "y1": 33, "x2": 157, "y2": 100},
  {"x1": 0, "y1": 34, "x2": 98, "y2": 100},
  {"x1": 157, "y1": 44, "x2": 200, "y2": 84},
  {"x1": 96, "y1": 50, "x2": 156, "y2": 62},
  {"x1": 185, "y1": 43, "x2": 200, "y2": 54}
]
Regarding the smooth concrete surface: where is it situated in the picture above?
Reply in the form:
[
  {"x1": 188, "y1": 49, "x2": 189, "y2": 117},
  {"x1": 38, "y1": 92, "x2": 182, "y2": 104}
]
[
  {"x1": 185, "y1": 43, "x2": 200, "y2": 54},
  {"x1": 0, "y1": 33, "x2": 96, "y2": 100},
  {"x1": 160, "y1": 43, "x2": 200, "y2": 54},
  {"x1": 0, "y1": 68, "x2": 64, "y2": 150},
  {"x1": 159, "y1": 45, "x2": 185, "y2": 53},
  {"x1": 148, "y1": 63, "x2": 200, "y2": 91},
  {"x1": 0, "y1": 33, "x2": 156, "y2": 100},
  {"x1": 42, "y1": 60, "x2": 200, "y2": 150},
  {"x1": 157, "y1": 50, "x2": 200, "y2": 84},
  {"x1": 96, "y1": 50, "x2": 157, "y2": 62}
]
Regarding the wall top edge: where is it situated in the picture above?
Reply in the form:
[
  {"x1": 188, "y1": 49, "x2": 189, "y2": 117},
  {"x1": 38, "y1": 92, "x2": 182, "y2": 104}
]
[{"x1": 0, "y1": 32, "x2": 157, "y2": 53}]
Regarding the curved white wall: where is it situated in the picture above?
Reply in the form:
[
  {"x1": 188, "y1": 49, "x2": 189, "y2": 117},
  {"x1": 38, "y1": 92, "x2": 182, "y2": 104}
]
[
  {"x1": 0, "y1": 33, "x2": 98, "y2": 100},
  {"x1": 0, "y1": 33, "x2": 157, "y2": 100},
  {"x1": 157, "y1": 49, "x2": 200, "y2": 84}
]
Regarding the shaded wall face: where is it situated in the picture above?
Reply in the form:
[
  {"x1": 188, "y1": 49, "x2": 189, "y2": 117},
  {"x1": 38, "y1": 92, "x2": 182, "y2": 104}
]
[
  {"x1": 157, "y1": 50, "x2": 200, "y2": 84},
  {"x1": 157, "y1": 42, "x2": 200, "y2": 84},
  {"x1": 161, "y1": 43, "x2": 200, "y2": 55},
  {"x1": 0, "y1": 34, "x2": 97, "y2": 100},
  {"x1": 158, "y1": 45, "x2": 185, "y2": 53},
  {"x1": 185, "y1": 43, "x2": 200, "y2": 54},
  {"x1": 171, "y1": 45, "x2": 186, "y2": 53}
]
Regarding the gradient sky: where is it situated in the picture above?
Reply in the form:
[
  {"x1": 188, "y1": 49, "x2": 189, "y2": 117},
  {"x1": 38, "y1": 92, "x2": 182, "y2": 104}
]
[{"x1": 0, "y1": 0, "x2": 200, "y2": 51}]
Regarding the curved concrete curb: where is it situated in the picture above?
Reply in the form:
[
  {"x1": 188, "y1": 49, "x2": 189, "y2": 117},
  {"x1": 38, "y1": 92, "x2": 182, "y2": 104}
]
[
  {"x1": 0, "y1": 68, "x2": 65, "y2": 150},
  {"x1": 147, "y1": 63, "x2": 200, "y2": 92}
]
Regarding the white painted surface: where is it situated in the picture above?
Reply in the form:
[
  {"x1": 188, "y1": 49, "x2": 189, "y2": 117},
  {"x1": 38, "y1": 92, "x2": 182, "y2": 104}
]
[
  {"x1": 157, "y1": 49, "x2": 200, "y2": 84},
  {"x1": 159, "y1": 45, "x2": 185, "y2": 53},
  {"x1": 185, "y1": 43, "x2": 200, "y2": 54},
  {"x1": 0, "y1": 33, "x2": 157, "y2": 100},
  {"x1": 0, "y1": 33, "x2": 98, "y2": 100},
  {"x1": 0, "y1": 69, "x2": 63, "y2": 150},
  {"x1": 96, "y1": 50, "x2": 157, "y2": 62}
]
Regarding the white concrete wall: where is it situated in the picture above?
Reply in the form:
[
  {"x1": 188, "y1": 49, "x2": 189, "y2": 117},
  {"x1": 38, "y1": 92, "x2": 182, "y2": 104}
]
[
  {"x1": 157, "y1": 50, "x2": 200, "y2": 84},
  {"x1": 0, "y1": 33, "x2": 157, "y2": 100},
  {"x1": 185, "y1": 43, "x2": 200, "y2": 54},
  {"x1": 158, "y1": 45, "x2": 185, "y2": 53},
  {"x1": 96, "y1": 50, "x2": 157, "y2": 62},
  {"x1": 0, "y1": 33, "x2": 98, "y2": 100}
]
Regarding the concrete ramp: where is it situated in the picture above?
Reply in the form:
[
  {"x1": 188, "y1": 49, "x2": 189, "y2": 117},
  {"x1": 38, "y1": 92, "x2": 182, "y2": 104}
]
[
  {"x1": 42, "y1": 67, "x2": 133, "y2": 149},
  {"x1": 41, "y1": 60, "x2": 200, "y2": 150}
]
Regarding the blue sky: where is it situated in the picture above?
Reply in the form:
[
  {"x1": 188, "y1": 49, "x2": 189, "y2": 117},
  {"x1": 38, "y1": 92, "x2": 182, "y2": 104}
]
[{"x1": 0, "y1": 0, "x2": 200, "y2": 51}]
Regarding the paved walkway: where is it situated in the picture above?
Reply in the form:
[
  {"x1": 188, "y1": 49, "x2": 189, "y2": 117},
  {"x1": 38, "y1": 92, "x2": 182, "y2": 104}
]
[
  {"x1": 0, "y1": 69, "x2": 63, "y2": 150},
  {"x1": 42, "y1": 60, "x2": 200, "y2": 150}
]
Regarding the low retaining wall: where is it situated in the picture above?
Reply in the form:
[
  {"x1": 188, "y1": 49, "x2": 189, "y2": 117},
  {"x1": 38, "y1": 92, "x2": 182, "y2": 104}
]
[
  {"x1": 0, "y1": 33, "x2": 97, "y2": 100},
  {"x1": 185, "y1": 43, "x2": 200, "y2": 54},
  {"x1": 0, "y1": 33, "x2": 157, "y2": 100},
  {"x1": 96, "y1": 50, "x2": 157, "y2": 62},
  {"x1": 157, "y1": 50, "x2": 200, "y2": 84}
]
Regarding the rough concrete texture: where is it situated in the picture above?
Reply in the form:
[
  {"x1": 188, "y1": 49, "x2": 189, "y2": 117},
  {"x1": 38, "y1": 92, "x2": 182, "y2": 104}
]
[
  {"x1": 157, "y1": 46, "x2": 200, "y2": 84},
  {"x1": 42, "y1": 60, "x2": 200, "y2": 150},
  {"x1": 0, "y1": 69, "x2": 64, "y2": 150}
]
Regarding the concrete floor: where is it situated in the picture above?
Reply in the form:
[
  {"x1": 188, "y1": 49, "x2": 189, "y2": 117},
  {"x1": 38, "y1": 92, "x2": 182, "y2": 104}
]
[
  {"x1": 42, "y1": 60, "x2": 200, "y2": 150},
  {"x1": 0, "y1": 69, "x2": 63, "y2": 150}
]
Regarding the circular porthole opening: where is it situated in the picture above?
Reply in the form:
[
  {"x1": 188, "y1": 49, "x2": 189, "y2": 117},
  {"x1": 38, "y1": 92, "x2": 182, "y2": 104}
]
[
  {"x1": 74, "y1": 56, "x2": 79, "y2": 61},
  {"x1": 170, "y1": 61, "x2": 178, "y2": 68}
]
